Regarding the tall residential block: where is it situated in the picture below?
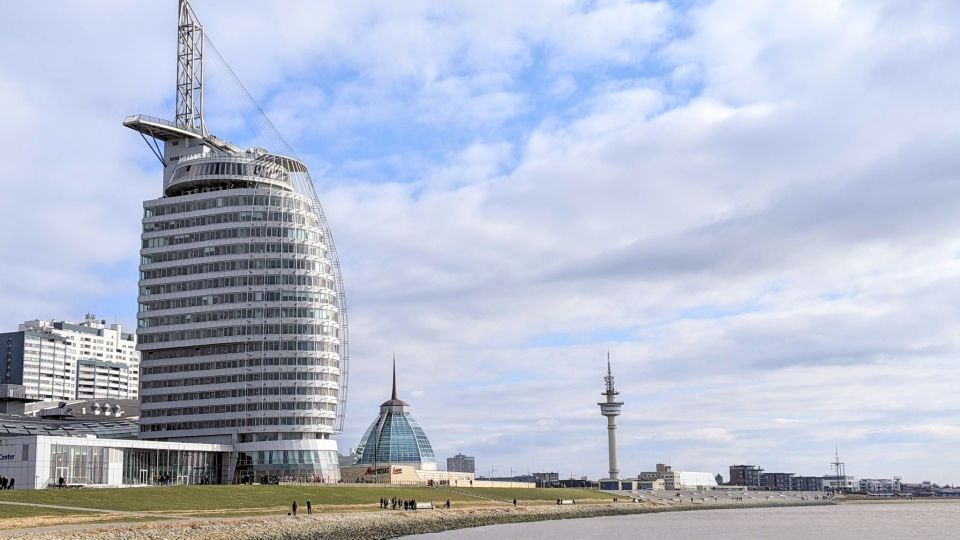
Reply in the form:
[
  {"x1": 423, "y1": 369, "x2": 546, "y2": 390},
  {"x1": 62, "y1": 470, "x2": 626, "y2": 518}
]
[
  {"x1": 0, "y1": 314, "x2": 139, "y2": 402},
  {"x1": 447, "y1": 453, "x2": 476, "y2": 473}
]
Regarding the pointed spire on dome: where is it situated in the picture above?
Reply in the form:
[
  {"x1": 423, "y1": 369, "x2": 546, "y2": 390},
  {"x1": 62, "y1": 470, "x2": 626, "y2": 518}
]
[
  {"x1": 392, "y1": 352, "x2": 398, "y2": 401},
  {"x1": 381, "y1": 352, "x2": 408, "y2": 408}
]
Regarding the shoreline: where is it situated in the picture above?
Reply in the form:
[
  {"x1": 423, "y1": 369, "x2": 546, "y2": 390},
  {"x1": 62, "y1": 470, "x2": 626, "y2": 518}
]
[{"x1": 5, "y1": 498, "x2": 834, "y2": 539}]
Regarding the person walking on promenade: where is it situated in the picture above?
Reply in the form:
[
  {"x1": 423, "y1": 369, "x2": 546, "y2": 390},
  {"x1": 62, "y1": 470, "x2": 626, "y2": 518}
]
[
  {"x1": 58, "y1": 476, "x2": 65, "y2": 489},
  {"x1": 412, "y1": 499, "x2": 417, "y2": 510},
  {"x1": 446, "y1": 499, "x2": 450, "y2": 509},
  {"x1": 306, "y1": 498, "x2": 312, "y2": 515},
  {"x1": 292, "y1": 500, "x2": 298, "y2": 516},
  {"x1": 513, "y1": 498, "x2": 517, "y2": 507}
]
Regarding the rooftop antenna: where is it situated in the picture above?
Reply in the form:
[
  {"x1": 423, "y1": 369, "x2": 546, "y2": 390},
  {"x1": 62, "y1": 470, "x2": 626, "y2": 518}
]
[
  {"x1": 831, "y1": 445, "x2": 846, "y2": 492},
  {"x1": 176, "y1": 0, "x2": 206, "y2": 135}
]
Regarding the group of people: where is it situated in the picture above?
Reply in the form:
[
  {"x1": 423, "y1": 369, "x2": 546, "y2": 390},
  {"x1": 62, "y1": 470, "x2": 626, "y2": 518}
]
[
  {"x1": 380, "y1": 496, "x2": 452, "y2": 510},
  {"x1": 382, "y1": 496, "x2": 419, "y2": 510},
  {"x1": 290, "y1": 498, "x2": 313, "y2": 516},
  {"x1": 0, "y1": 476, "x2": 14, "y2": 490}
]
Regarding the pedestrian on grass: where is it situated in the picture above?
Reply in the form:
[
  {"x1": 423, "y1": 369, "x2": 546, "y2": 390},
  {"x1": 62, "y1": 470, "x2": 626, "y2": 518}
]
[
  {"x1": 445, "y1": 499, "x2": 450, "y2": 509},
  {"x1": 58, "y1": 477, "x2": 65, "y2": 489},
  {"x1": 513, "y1": 498, "x2": 517, "y2": 507},
  {"x1": 292, "y1": 500, "x2": 298, "y2": 516},
  {"x1": 306, "y1": 498, "x2": 312, "y2": 515}
]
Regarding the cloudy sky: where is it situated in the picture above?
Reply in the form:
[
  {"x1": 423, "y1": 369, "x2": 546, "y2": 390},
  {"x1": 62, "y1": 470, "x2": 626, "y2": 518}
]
[{"x1": 3, "y1": 0, "x2": 960, "y2": 483}]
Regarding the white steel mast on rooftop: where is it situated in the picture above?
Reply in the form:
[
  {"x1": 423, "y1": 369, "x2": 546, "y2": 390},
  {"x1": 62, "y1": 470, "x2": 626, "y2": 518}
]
[{"x1": 175, "y1": 0, "x2": 205, "y2": 135}]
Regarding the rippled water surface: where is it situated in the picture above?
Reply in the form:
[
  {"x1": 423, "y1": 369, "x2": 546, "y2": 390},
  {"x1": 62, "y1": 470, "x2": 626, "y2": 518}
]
[{"x1": 404, "y1": 502, "x2": 960, "y2": 539}]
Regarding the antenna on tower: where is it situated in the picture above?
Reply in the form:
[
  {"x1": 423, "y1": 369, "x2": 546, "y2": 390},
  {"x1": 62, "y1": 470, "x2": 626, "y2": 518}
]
[
  {"x1": 176, "y1": 0, "x2": 205, "y2": 135},
  {"x1": 830, "y1": 445, "x2": 847, "y2": 493}
]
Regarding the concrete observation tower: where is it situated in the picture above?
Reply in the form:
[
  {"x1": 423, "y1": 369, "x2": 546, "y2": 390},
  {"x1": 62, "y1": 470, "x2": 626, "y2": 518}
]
[{"x1": 598, "y1": 353, "x2": 624, "y2": 489}]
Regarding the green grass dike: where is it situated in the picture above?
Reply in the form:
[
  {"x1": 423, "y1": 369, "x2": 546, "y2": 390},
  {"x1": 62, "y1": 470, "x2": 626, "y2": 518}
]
[{"x1": 0, "y1": 485, "x2": 611, "y2": 515}]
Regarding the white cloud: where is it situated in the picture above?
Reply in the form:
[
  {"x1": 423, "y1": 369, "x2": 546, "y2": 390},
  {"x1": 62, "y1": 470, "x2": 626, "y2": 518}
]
[{"x1": 2, "y1": 0, "x2": 960, "y2": 483}]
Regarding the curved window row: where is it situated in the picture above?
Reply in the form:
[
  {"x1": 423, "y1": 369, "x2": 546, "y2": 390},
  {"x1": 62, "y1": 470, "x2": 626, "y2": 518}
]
[
  {"x1": 143, "y1": 371, "x2": 340, "y2": 390},
  {"x1": 141, "y1": 402, "x2": 337, "y2": 418},
  {"x1": 142, "y1": 356, "x2": 340, "y2": 375},
  {"x1": 141, "y1": 242, "x2": 323, "y2": 264},
  {"x1": 139, "y1": 307, "x2": 338, "y2": 328},
  {"x1": 139, "y1": 416, "x2": 334, "y2": 432},
  {"x1": 140, "y1": 275, "x2": 331, "y2": 296},
  {"x1": 144, "y1": 211, "x2": 316, "y2": 232},
  {"x1": 171, "y1": 160, "x2": 289, "y2": 183},
  {"x1": 144, "y1": 194, "x2": 311, "y2": 218},
  {"x1": 140, "y1": 385, "x2": 340, "y2": 403},
  {"x1": 143, "y1": 227, "x2": 322, "y2": 249},
  {"x1": 139, "y1": 290, "x2": 337, "y2": 312},
  {"x1": 142, "y1": 340, "x2": 339, "y2": 360},
  {"x1": 140, "y1": 258, "x2": 320, "y2": 281},
  {"x1": 138, "y1": 323, "x2": 340, "y2": 344}
]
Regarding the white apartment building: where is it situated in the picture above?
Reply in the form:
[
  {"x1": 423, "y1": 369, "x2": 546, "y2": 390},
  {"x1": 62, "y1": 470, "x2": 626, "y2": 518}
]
[
  {"x1": 859, "y1": 477, "x2": 901, "y2": 493},
  {"x1": 0, "y1": 314, "x2": 139, "y2": 402}
]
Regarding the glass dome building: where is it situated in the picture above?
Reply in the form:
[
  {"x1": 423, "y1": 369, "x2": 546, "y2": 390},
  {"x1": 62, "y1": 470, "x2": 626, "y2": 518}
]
[{"x1": 354, "y1": 363, "x2": 436, "y2": 470}]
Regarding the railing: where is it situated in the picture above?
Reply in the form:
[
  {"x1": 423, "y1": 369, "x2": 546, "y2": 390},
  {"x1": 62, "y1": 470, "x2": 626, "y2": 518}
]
[{"x1": 124, "y1": 114, "x2": 202, "y2": 137}]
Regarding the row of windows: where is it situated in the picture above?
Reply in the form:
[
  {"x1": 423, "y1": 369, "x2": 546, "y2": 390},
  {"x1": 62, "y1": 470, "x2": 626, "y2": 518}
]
[
  {"x1": 140, "y1": 258, "x2": 321, "y2": 281},
  {"x1": 142, "y1": 371, "x2": 340, "y2": 389},
  {"x1": 141, "y1": 401, "x2": 337, "y2": 418},
  {"x1": 138, "y1": 324, "x2": 339, "y2": 344},
  {"x1": 144, "y1": 195, "x2": 311, "y2": 217},
  {"x1": 142, "y1": 356, "x2": 339, "y2": 375},
  {"x1": 141, "y1": 242, "x2": 324, "y2": 264},
  {"x1": 139, "y1": 307, "x2": 339, "y2": 328},
  {"x1": 171, "y1": 160, "x2": 289, "y2": 183},
  {"x1": 139, "y1": 416, "x2": 334, "y2": 432},
  {"x1": 143, "y1": 211, "x2": 316, "y2": 232},
  {"x1": 140, "y1": 385, "x2": 340, "y2": 403},
  {"x1": 142, "y1": 341, "x2": 339, "y2": 359},
  {"x1": 142, "y1": 227, "x2": 322, "y2": 249},
  {"x1": 139, "y1": 290, "x2": 336, "y2": 312},
  {"x1": 140, "y1": 275, "x2": 332, "y2": 296}
]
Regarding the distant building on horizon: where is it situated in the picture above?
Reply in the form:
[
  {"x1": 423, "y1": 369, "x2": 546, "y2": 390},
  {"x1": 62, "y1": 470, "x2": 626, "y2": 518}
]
[
  {"x1": 447, "y1": 453, "x2": 475, "y2": 473},
  {"x1": 729, "y1": 464, "x2": 764, "y2": 487},
  {"x1": 534, "y1": 471, "x2": 560, "y2": 488},
  {"x1": 0, "y1": 314, "x2": 139, "y2": 403},
  {"x1": 636, "y1": 463, "x2": 719, "y2": 491}
]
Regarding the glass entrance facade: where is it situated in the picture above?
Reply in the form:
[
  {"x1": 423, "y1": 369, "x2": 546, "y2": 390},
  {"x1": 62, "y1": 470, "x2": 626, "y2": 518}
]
[{"x1": 46, "y1": 442, "x2": 222, "y2": 487}]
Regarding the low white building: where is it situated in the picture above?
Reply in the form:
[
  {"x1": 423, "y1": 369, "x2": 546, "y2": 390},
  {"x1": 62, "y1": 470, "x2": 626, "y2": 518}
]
[
  {"x1": 859, "y1": 477, "x2": 901, "y2": 493},
  {"x1": 823, "y1": 475, "x2": 858, "y2": 491},
  {"x1": 0, "y1": 435, "x2": 229, "y2": 489},
  {"x1": 636, "y1": 464, "x2": 720, "y2": 491},
  {"x1": 0, "y1": 315, "x2": 139, "y2": 402}
]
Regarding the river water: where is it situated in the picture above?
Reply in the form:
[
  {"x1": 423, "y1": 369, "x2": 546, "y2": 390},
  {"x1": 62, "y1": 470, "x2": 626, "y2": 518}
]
[{"x1": 404, "y1": 502, "x2": 960, "y2": 539}]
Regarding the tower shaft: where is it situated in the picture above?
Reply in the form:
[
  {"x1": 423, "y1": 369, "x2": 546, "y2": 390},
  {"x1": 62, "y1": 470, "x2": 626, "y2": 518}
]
[{"x1": 607, "y1": 413, "x2": 619, "y2": 479}]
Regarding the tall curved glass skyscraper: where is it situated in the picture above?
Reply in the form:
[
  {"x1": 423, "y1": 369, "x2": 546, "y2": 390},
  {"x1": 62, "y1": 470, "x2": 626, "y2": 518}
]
[{"x1": 127, "y1": 0, "x2": 347, "y2": 483}]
